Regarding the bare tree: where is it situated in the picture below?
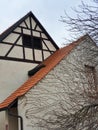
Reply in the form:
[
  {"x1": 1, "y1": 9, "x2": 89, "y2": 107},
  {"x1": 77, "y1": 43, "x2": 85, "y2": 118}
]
[{"x1": 61, "y1": 1, "x2": 98, "y2": 44}]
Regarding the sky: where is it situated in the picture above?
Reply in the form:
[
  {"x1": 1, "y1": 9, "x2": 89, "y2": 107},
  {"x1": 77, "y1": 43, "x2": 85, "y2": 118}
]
[{"x1": 0, "y1": 0, "x2": 95, "y2": 47}]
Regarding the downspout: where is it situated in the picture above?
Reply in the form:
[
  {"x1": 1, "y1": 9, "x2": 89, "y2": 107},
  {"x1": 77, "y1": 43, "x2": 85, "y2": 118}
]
[{"x1": 7, "y1": 102, "x2": 23, "y2": 130}]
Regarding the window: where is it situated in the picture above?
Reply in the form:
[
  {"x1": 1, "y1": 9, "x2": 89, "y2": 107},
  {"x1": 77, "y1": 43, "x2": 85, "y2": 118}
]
[
  {"x1": 33, "y1": 37, "x2": 42, "y2": 49},
  {"x1": 22, "y1": 34, "x2": 42, "y2": 49},
  {"x1": 85, "y1": 65, "x2": 96, "y2": 88},
  {"x1": 23, "y1": 34, "x2": 32, "y2": 48}
]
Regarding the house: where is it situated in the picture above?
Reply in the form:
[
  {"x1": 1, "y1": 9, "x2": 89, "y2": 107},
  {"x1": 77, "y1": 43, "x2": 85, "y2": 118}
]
[
  {"x1": 0, "y1": 12, "x2": 98, "y2": 130},
  {"x1": 0, "y1": 11, "x2": 59, "y2": 130}
]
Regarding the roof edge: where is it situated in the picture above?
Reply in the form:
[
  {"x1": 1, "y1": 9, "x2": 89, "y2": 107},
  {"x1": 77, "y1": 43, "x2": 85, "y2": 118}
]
[{"x1": 0, "y1": 12, "x2": 31, "y2": 41}]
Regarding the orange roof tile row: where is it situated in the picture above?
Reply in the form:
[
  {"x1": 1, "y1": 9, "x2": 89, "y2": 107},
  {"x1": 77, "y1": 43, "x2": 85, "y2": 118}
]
[{"x1": 0, "y1": 35, "x2": 88, "y2": 110}]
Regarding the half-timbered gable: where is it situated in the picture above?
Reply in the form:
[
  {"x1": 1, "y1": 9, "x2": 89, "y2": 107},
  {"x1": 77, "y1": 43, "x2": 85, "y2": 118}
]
[{"x1": 0, "y1": 11, "x2": 58, "y2": 63}]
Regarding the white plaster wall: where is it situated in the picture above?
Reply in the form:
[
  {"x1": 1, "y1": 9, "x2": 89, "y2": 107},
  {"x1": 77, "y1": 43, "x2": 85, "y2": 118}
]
[
  {"x1": 43, "y1": 40, "x2": 56, "y2": 51},
  {"x1": 18, "y1": 38, "x2": 98, "y2": 130},
  {"x1": 0, "y1": 60, "x2": 37, "y2": 103},
  {"x1": 3, "y1": 33, "x2": 20, "y2": 43},
  {"x1": 8, "y1": 46, "x2": 23, "y2": 58},
  {"x1": 0, "y1": 43, "x2": 12, "y2": 56},
  {"x1": 0, "y1": 111, "x2": 6, "y2": 130}
]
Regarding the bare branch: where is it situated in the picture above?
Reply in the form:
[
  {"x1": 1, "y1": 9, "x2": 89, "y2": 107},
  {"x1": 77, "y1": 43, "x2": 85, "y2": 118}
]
[{"x1": 61, "y1": 1, "x2": 98, "y2": 44}]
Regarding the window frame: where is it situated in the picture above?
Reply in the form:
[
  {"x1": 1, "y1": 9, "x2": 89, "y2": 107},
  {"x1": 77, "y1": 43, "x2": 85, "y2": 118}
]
[
  {"x1": 85, "y1": 65, "x2": 97, "y2": 88},
  {"x1": 22, "y1": 34, "x2": 42, "y2": 50}
]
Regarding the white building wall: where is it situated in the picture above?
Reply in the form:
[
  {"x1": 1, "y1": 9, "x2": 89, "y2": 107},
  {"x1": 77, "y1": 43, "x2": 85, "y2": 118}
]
[
  {"x1": 0, "y1": 112, "x2": 6, "y2": 130},
  {"x1": 18, "y1": 38, "x2": 98, "y2": 130},
  {"x1": 0, "y1": 60, "x2": 36, "y2": 103}
]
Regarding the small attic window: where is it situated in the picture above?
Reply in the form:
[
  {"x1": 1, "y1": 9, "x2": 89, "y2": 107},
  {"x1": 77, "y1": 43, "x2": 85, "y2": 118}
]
[
  {"x1": 33, "y1": 37, "x2": 42, "y2": 49},
  {"x1": 23, "y1": 34, "x2": 32, "y2": 48},
  {"x1": 22, "y1": 34, "x2": 42, "y2": 49}
]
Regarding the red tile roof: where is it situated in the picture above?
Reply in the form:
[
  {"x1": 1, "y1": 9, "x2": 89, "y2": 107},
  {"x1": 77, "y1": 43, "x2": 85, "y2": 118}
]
[{"x1": 0, "y1": 35, "x2": 89, "y2": 110}]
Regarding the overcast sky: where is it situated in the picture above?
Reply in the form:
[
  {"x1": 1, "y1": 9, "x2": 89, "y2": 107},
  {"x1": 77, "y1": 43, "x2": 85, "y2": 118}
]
[{"x1": 0, "y1": 0, "x2": 95, "y2": 47}]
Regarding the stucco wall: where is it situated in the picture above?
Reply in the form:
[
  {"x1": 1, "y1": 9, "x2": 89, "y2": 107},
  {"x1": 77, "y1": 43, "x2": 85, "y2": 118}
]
[
  {"x1": 18, "y1": 38, "x2": 98, "y2": 130},
  {"x1": 0, "y1": 60, "x2": 36, "y2": 103},
  {"x1": 0, "y1": 111, "x2": 6, "y2": 130}
]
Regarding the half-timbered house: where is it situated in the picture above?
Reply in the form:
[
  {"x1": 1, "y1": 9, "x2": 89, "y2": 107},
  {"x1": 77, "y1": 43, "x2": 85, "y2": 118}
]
[
  {"x1": 0, "y1": 11, "x2": 59, "y2": 130},
  {"x1": 0, "y1": 12, "x2": 98, "y2": 130}
]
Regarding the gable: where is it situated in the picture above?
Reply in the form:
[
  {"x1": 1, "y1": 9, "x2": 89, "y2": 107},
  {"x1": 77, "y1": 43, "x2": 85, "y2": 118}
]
[{"x1": 0, "y1": 11, "x2": 59, "y2": 64}]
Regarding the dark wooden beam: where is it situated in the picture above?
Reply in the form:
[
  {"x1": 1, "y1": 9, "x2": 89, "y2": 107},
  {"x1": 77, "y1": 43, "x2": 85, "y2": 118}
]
[{"x1": 0, "y1": 56, "x2": 41, "y2": 64}]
